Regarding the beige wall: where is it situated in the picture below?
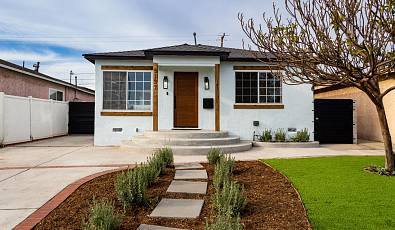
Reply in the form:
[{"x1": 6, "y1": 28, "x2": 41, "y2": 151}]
[{"x1": 315, "y1": 79, "x2": 395, "y2": 142}]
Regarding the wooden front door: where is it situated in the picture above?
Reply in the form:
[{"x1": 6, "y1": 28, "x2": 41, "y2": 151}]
[{"x1": 174, "y1": 72, "x2": 198, "y2": 128}]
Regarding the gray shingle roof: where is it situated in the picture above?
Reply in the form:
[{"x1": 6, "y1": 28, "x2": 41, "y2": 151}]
[{"x1": 83, "y1": 43, "x2": 274, "y2": 63}]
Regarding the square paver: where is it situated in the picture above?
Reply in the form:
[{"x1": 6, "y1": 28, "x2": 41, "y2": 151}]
[
  {"x1": 174, "y1": 170, "x2": 207, "y2": 180},
  {"x1": 149, "y1": 198, "x2": 204, "y2": 218},
  {"x1": 174, "y1": 162, "x2": 204, "y2": 170},
  {"x1": 167, "y1": 180, "x2": 207, "y2": 194},
  {"x1": 137, "y1": 224, "x2": 186, "y2": 230}
]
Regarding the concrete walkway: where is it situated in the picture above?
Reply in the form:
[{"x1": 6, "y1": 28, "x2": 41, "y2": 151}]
[{"x1": 0, "y1": 135, "x2": 386, "y2": 229}]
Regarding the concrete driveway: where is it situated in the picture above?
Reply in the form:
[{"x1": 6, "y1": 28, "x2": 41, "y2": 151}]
[{"x1": 0, "y1": 135, "x2": 385, "y2": 229}]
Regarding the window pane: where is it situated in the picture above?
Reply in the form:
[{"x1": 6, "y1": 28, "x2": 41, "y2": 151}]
[
  {"x1": 144, "y1": 91, "x2": 151, "y2": 100},
  {"x1": 267, "y1": 96, "x2": 275, "y2": 103},
  {"x1": 267, "y1": 88, "x2": 274, "y2": 95},
  {"x1": 144, "y1": 72, "x2": 151, "y2": 81},
  {"x1": 136, "y1": 72, "x2": 144, "y2": 81},
  {"x1": 56, "y1": 91, "x2": 63, "y2": 101},
  {"x1": 128, "y1": 91, "x2": 135, "y2": 100},
  {"x1": 102, "y1": 71, "x2": 127, "y2": 110},
  {"x1": 136, "y1": 92, "x2": 144, "y2": 100},
  {"x1": 143, "y1": 81, "x2": 150, "y2": 90},
  {"x1": 236, "y1": 96, "x2": 243, "y2": 103},
  {"x1": 49, "y1": 92, "x2": 57, "y2": 100},
  {"x1": 259, "y1": 96, "x2": 267, "y2": 103},
  {"x1": 136, "y1": 82, "x2": 143, "y2": 90}
]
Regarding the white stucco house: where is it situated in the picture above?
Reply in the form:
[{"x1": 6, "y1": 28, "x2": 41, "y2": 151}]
[{"x1": 84, "y1": 44, "x2": 313, "y2": 150}]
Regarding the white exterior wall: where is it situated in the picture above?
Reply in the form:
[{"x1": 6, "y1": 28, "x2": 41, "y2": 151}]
[
  {"x1": 93, "y1": 58, "x2": 314, "y2": 146},
  {"x1": 0, "y1": 92, "x2": 69, "y2": 145},
  {"x1": 94, "y1": 60, "x2": 154, "y2": 146},
  {"x1": 220, "y1": 62, "x2": 314, "y2": 140}
]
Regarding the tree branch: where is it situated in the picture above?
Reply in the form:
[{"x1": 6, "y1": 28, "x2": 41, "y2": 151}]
[{"x1": 380, "y1": 86, "x2": 395, "y2": 100}]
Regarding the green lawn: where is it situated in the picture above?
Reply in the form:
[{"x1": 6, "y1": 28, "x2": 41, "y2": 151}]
[{"x1": 264, "y1": 156, "x2": 395, "y2": 230}]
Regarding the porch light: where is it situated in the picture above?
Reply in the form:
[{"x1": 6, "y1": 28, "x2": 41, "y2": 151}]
[
  {"x1": 163, "y1": 76, "x2": 168, "y2": 89},
  {"x1": 204, "y1": 77, "x2": 210, "y2": 90}
]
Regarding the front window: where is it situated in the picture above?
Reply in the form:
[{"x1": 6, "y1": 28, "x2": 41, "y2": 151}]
[
  {"x1": 103, "y1": 71, "x2": 152, "y2": 110},
  {"x1": 235, "y1": 71, "x2": 282, "y2": 104},
  {"x1": 49, "y1": 88, "x2": 64, "y2": 101}
]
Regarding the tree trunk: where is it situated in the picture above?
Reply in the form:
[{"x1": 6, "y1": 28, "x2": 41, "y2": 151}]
[{"x1": 375, "y1": 102, "x2": 394, "y2": 173}]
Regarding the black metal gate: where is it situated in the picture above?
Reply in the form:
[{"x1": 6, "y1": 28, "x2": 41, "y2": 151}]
[
  {"x1": 69, "y1": 102, "x2": 94, "y2": 134},
  {"x1": 314, "y1": 99, "x2": 354, "y2": 144}
]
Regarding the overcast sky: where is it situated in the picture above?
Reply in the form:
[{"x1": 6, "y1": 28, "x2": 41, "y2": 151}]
[{"x1": 0, "y1": 0, "x2": 285, "y2": 89}]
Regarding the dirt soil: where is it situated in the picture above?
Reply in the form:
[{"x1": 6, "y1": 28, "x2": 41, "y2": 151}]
[{"x1": 34, "y1": 161, "x2": 310, "y2": 230}]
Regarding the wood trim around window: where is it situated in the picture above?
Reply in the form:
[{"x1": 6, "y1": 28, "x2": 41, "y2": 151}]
[
  {"x1": 101, "y1": 65, "x2": 153, "y2": 71},
  {"x1": 233, "y1": 104, "x2": 284, "y2": 109},
  {"x1": 233, "y1": 66, "x2": 282, "y2": 71},
  {"x1": 153, "y1": 63, "x2": 159, "y2": 131},
  {"x1": 101, "y1": 111, "x2": 153, "y2": 116},
  {"x1": 215, "y1": 64, "x2": 220, "y2": 131}
]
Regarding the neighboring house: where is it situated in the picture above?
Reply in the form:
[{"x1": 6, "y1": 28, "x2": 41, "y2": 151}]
[
  {"x1": 84, "y1": 44, "x2": 314, "y2": 146},
  {"x1": 315, "y1": 77, "x2": 395, "y2": 143},
  {"x1": 0, "y1": 59, "x2": 94, "y2": 101}
]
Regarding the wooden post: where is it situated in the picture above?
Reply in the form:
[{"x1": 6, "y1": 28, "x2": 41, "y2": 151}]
[
  {"x1": 215, "y1": 64, "x2": 220, "y2": 131},
  {"x1": 153, "y1": 63, "x2": 159, "y2": 131}
]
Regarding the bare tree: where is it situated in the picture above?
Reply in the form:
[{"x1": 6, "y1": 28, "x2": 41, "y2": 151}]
[{"x1": 240, "y1": 0, "x2": 395, "y2": 173}]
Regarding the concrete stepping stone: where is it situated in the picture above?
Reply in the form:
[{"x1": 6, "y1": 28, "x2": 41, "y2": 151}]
[
  {"x1": 137, "y1": 224, "x2": 186, "y2": 230},
  {"x1": 174, "y1": 169, "x2": 207, "y2": 180},
  {"x1": 167, "y1": 180, "x2": 207, "y2": 194},
  {"x1": 149, "y1": 198, "x2": 204, "y2": 218},
  {"x1": 174, "y1": 162, "x2": 204, "y2": 170}
]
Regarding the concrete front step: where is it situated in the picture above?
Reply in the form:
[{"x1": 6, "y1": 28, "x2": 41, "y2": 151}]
[
  {"x1": 142, "y1": 130, "x2": 229, "y2": 139},
  {"x1": 130, "y1": 135, "x2": 241, "y2": 146},
  {"x1": 121, "y1": 141, "x2": 252, "y2": 155}
]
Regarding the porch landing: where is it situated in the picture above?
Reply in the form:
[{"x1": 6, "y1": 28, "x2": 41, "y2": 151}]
[{"x1": 121, "y1": 130, "x2": 252, "y2": 155}]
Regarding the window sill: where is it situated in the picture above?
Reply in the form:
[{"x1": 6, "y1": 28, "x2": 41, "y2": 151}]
[
  {"x1": 233, "y1": 103, "x2": 284, "y2": 109},
  {"x1": 100, "y1": 111, "x2": 153, "y2": 116}
]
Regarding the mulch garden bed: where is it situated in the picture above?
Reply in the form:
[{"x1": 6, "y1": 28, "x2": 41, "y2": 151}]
[{"x1": 34, "y1": 161, "x2": 310, "y2": 230}]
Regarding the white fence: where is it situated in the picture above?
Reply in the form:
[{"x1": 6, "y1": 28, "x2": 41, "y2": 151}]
[{"x1": 0, "y1": 92, "x2": 69, "y2": 145}]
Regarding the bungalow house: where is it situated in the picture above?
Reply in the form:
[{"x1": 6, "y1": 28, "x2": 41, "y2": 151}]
[
  {"x1": 84, "y1": 44, "x2": 314, "y2": 151},
  {"x1": 0, "y1": 59, "x2": 94, "y2": 101}
]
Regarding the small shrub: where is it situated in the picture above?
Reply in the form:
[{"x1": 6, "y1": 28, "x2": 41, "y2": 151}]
[
  {"x1": 205, "y1": 215, "x2": 244, "y2": 230},
  {"x1": 213, "y1": 179, "x2": 247, "y2": 217},
  {"x1": 260, "y1": 129, "x2": 272, "y2": 142},
  {"x1": 82, "y1": 198, "x2": 122, "y2": 230},
  {"x1": 274, "y1": 129, "x2": 286, "y2": 142},
  {"x1": 159, "y1": 147, "x2": 174, "y2": 166},
  {"x1": 115, "y1": 165, "x2": 149, "y2": 209},
  {"x1": 116, "y1": 148, "x2": 174, "y2": 210},
  {"x1": 208, "y1": 148, "x2": 222, "y2": 165},
  {"x1": 292, "y1": 128, "x2": 310, "y2": 142},
  {"x1": 213, "y1": 154, "x2": 235, "y2": 190},
  {"x1": 115, "y1": 170, "x2": 133, "y2": 211},
  {"x1": 365, "y1": 165, "x2": 394, "y2": 176}
]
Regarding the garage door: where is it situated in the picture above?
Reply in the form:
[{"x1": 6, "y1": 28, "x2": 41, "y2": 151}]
[
  {"x1": 314, "y1": 99, "x2": 354, "y2": 144},
  {"x1": 69, "y1": 102, "x2": 94, "y2": 134}
]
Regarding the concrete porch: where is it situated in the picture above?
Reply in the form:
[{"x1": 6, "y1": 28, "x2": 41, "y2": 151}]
[{"x1": 121, "y1": 130, "x2": 252, "y2": 155}]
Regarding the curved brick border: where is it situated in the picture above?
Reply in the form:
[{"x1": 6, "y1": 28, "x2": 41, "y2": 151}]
[{"x1": 13, "y1": 165, "x2": 135, "y2": 230}]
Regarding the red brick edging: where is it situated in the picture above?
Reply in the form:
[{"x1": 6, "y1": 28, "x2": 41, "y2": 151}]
[{"x1": 13, "y1": 165, "x2": 135, "y2": 230}]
